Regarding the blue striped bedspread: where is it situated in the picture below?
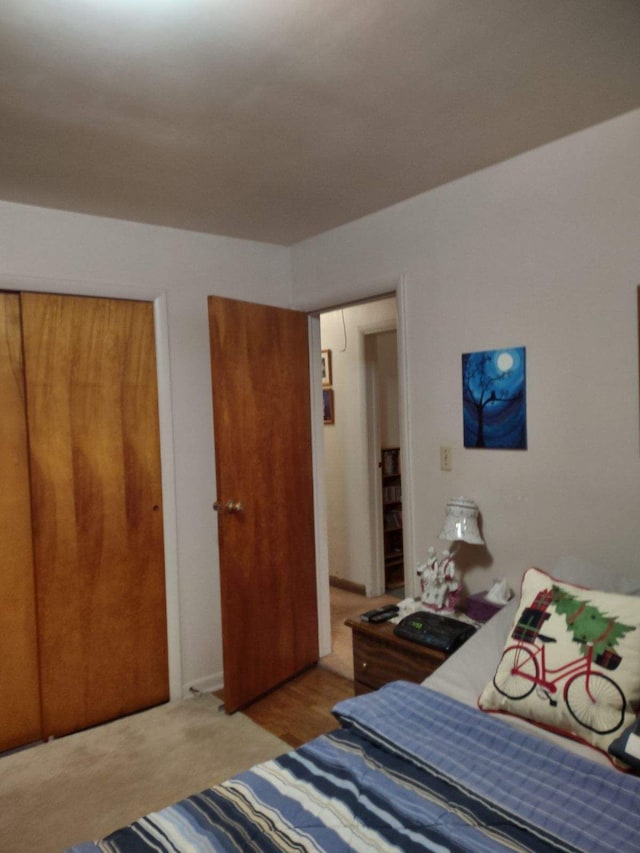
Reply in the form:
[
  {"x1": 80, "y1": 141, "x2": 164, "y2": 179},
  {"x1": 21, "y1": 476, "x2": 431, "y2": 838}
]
[{"x1": 67, "y1": 682, "x2": 640, "y2": 852}]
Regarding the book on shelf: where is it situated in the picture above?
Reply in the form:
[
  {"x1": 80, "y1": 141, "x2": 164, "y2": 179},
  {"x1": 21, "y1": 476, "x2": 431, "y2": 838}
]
[
  {"x1": 381, "y1": 448, "x2": 400, "y2": 476},
  {"x1": 383, "y1": 484, "x2": 402, "y2": 503},
  {"x1": 384, "y1": 509, "x2": 403, "y2": 530}
]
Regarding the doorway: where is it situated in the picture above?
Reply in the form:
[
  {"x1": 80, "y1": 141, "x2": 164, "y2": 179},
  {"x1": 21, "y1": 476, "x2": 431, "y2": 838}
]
[{"x1": 317, "y1": 295, "x2": 405, "y2": 678}]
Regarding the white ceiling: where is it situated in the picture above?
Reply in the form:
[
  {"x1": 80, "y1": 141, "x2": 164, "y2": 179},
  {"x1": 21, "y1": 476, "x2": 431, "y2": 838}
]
[{"x1": 2, "y1": 0, "x2": 640, "y2": 245}]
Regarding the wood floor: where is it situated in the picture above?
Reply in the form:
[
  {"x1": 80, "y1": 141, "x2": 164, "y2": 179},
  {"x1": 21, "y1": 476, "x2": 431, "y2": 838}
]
[
  {"x1": 242, "y1": 666, "x2": 353, "y2": 747},
  {"x1": 318, "y1": 586, "x2": 399, "y2": 681},
  {"x1": 236, "y1": 586, "x2": 399, "y2": 747}
]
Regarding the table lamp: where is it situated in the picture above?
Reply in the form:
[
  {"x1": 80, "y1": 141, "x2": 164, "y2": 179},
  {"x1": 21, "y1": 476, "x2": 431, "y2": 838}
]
[
  {"x1": 417, "y1": 497, "x2": 483, "y2": 613},
  {"x1": 438, "y1": 497, "x2": 483, "y2": 545}
]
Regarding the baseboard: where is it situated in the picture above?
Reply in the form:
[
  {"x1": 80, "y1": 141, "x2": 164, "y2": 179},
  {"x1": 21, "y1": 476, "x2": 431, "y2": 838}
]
[
  {"x1": 329, "y1": 575, "x2": 366, "y2": 595},
  {"x1": 183, "y1": 671, "x2": 224, "y2": 699}
]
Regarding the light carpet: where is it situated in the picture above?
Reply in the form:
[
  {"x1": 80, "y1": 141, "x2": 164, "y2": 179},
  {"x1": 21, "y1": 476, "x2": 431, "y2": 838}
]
[{"x1": 0, "y1": 693, "x2": 288, "y2": 853}]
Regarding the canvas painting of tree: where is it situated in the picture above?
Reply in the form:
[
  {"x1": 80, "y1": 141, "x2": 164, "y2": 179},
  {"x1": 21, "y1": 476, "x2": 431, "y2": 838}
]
[{"x1": 462, "y1": 347, "x2": 527, "y2": 449}]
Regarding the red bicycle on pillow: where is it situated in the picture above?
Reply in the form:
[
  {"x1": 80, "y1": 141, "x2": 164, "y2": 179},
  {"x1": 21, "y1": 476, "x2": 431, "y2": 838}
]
[{"x1": 493, "y1": 632, "x2": 626, "y2": 735}]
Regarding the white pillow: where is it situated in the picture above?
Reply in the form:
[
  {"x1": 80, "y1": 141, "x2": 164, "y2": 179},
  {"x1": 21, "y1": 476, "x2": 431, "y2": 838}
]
[
  {"x1": 427, "y1": 556, "x2": 640, "y2": 707},
  {"x1": 478, "y1": 567, "x2": 640, "y2": 765},
  {"x1": 551, "y1": 555, "x2": 640, "y2": 595}
]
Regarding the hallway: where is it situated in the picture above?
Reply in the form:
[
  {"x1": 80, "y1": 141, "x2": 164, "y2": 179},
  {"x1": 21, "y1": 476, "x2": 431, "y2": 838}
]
[{"x1": 318, "y1": 585, "x2": 399, "y2": 680}]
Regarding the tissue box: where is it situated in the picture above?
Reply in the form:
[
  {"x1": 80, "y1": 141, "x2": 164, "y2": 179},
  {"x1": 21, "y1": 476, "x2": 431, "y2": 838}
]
[{"x1": 466, "y1": 591, "x2": 503, "y2": 623}]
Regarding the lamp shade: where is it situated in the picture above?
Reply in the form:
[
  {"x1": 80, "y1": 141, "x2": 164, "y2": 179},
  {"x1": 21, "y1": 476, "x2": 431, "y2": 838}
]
[{"x1": 438, "y1": 497, "x2": 484, "y2": 544}]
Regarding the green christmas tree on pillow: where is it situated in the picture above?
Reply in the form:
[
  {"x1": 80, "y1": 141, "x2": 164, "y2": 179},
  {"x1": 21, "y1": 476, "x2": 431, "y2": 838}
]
[{"x1": 551, "y1": 586, "x2": 636, "y2": 658}]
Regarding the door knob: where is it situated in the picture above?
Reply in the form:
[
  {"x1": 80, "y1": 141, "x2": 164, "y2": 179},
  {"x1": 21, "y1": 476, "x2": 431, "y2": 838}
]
[{"x1": 213, "y1": 499, "x2": 243, "y2": 513}]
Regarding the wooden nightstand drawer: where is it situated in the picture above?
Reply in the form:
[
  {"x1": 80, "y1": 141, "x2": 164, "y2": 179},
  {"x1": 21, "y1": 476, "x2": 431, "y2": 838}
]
[
  {"x1": 353, "y1": 632, "x2": 440, "y2": 689},
  {"x1": 347, "y1": 618, "x2": 447, "y2": 695}
]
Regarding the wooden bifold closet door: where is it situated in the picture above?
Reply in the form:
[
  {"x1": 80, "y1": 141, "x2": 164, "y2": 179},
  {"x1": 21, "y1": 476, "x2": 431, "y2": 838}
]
[
  {"x1": 0, "y1": 293, "x2": 42, "y2": 751},
  {"x1": 0, "y1": 292, "x2": 169, "y2": 750}
]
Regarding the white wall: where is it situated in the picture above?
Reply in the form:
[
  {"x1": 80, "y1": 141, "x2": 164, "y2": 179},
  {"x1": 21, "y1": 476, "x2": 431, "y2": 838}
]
[
  {"x1": 4, "y1": 107, "x2": 640, "y2": 692},
  {"x1": 0, "y1": 200, "x2": 291, "y2": 695},
  {"x1": 376, "y1": 330, "x2": 400, "y2": 449},
  {"x1": 320, "y1": 298, "x2": 397, "y2": 591},
  {"x1": 294, "y1": 110, "x2": 640, "y2": 596}
]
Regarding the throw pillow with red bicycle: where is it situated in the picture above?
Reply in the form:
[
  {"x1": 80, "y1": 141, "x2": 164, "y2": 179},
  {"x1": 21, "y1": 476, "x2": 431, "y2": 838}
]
[{"x1": 493, "y1": 585, "x2": 635, "y2": 735}]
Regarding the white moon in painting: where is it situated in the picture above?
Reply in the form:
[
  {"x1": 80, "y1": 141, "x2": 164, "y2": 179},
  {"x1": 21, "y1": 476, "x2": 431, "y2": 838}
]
[{"x1": 497, "y1": 352, "x2": 514, "y2": 372}]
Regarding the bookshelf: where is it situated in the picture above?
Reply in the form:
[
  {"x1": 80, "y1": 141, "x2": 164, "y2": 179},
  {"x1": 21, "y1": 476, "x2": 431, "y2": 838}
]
[{"x1": 381, "y1": 447, "x2": 404, "y2": 590}]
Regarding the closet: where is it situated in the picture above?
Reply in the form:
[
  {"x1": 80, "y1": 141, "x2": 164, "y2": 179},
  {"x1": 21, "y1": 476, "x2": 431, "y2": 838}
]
[{"x1": 0, "y1": 292, "x2": 168, "y2": 752}]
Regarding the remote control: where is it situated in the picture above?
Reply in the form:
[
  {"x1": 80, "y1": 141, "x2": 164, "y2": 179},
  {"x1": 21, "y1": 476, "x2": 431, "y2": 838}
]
[
  {"x1": 360, "y1": 604, "x2": 399, "y2": 622},
  {"x1": 368, "y1": 609, "x2": 398, "y2": 623}
]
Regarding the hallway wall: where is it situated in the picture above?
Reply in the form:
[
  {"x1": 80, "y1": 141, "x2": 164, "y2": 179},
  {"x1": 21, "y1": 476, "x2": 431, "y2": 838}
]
[{"x1": 320, "y1": 297, "x2": 397, "y2": 592}]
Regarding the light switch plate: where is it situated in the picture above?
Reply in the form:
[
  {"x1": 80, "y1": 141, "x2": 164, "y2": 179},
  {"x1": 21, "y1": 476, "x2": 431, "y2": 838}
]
[{"x1": 440, "y1": 446, "x2": 452, "y2": 471}]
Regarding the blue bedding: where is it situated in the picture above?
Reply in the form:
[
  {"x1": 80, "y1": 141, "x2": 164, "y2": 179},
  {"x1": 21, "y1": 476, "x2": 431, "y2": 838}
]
[{"x1": 67, "y1": 682, "x2": 640, "y2": 852}]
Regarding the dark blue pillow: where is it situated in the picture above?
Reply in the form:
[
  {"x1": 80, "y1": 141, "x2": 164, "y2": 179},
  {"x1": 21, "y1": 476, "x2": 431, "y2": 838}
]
[{"x1": 609, "y1": 717, "x2": 640, "y2": 770}]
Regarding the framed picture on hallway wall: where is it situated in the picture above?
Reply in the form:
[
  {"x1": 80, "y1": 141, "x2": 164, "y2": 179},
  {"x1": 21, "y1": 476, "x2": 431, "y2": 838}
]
[
  {"x1": 323, "y1": 388, "x2": 334, "y2": 424},
  {"x1": 321, "y1": 349, "x2": 332, "y2": 386}
]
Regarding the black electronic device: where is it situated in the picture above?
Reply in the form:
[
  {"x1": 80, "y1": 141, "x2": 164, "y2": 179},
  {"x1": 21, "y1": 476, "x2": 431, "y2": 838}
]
[
  {"x1": 360, "y1": 603, "x2": 399, "y2": 623},
  {"x1": 394, "y1": 610, "x2": 476, "y2": 653}
]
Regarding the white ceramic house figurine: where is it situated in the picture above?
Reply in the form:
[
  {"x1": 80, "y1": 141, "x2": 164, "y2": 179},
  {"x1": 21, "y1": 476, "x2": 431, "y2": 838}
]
[{"x1": 417, "y1": 546, "x2": 462, "y2": 614}]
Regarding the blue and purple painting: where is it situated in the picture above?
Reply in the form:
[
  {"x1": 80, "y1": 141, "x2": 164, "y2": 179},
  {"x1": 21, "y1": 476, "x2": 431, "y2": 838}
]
[{"x1": 462, "y1": 347, "x2": 527, "y2": 449}]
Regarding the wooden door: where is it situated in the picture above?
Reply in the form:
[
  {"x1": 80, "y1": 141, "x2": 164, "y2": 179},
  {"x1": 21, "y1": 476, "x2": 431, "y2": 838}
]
[
  {"x1": 208, "y1": 296, "x2": 318, "y2": 713},
  {"x1": 0, "y1": 293, "x2": 42, "y2": 752},
  {"x1": 21, "y1": 293, "x2": 169, "y2": 738}
]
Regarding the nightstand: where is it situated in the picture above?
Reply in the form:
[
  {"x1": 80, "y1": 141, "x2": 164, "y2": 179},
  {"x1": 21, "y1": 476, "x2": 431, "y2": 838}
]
[{"x1": 346, "y1": 618, "x2": 449, "y2": 695}]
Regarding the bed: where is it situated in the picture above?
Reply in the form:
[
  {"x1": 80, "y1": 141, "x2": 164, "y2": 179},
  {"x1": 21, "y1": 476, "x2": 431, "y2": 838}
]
[{"x1": 67, "y1": 558, "x2": 640, "y2": 852}]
